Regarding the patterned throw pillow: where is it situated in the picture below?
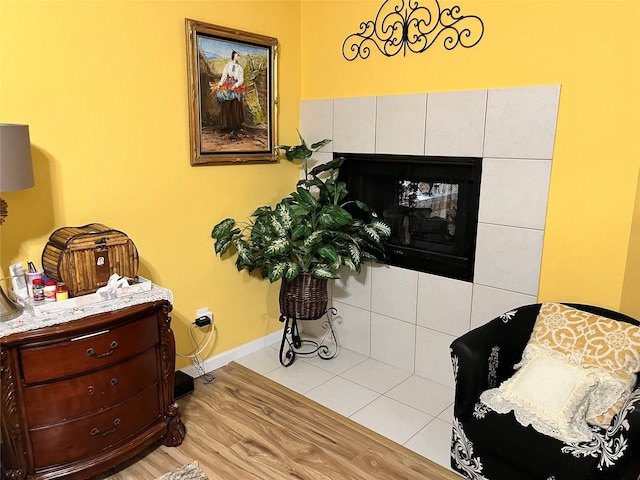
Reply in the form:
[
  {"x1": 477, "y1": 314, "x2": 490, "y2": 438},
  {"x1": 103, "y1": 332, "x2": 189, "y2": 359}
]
[{"x1": 522, "y1": 302, "x2": 640, "y2": 426}]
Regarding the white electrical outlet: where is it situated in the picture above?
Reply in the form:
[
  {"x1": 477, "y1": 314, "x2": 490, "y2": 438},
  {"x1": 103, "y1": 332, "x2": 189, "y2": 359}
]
[
  {"x1": 196, "y1": 307, "x2": 213, "y2": 326},
  {"x1": 196, "y1": 307, "x2": 212, "y2": 320}
]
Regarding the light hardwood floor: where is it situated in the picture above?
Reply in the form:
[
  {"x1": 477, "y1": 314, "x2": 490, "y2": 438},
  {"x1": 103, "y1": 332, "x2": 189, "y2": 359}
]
[{"x1": 94, "y1": 362, "x2": 462, "y2": 480}]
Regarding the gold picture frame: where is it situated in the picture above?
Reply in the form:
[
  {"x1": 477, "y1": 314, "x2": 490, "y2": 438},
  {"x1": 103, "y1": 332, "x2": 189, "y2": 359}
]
[{"x1": 186, "y1": 19, "x2": 279, "y2": 165}]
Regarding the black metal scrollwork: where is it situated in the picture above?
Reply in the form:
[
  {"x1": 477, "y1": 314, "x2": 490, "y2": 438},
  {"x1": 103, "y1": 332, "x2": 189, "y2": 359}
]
[
  {"x1": 278, "y1": 307, "x2": 339, "y2": 367},
  {"x1": 342, "y1": 0, "x2": 484, "y2": 60}
]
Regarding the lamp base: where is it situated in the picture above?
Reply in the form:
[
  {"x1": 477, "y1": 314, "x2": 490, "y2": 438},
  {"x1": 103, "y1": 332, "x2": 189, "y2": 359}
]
[{"x1": 0, "y1": 284, "x2": 23, "y2": 322}]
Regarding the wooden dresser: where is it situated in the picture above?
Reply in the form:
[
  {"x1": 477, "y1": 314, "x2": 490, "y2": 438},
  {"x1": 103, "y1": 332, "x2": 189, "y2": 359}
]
[{"x1": 0, "y1": 300, "x2": 185, "y2": 479}]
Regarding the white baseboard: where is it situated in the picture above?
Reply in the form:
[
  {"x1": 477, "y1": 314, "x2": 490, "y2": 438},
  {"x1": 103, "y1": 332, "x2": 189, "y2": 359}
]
[{"x1": 179, "y1": 330, "x2": 282, "y2": 378}]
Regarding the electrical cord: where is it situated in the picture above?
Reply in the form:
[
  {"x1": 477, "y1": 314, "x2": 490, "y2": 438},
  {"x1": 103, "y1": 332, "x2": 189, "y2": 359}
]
[
  {"x1": 176, "y1": 322, "x2": 214, "y2": 358},
  {"x1": 177, "y1": 322, "x2": 215, "y2": 384}
]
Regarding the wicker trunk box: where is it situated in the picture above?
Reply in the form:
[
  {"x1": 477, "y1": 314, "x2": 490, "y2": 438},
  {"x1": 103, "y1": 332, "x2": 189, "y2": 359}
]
[{"x1": 42, "y1": 223, "x2": 139, "y2": 297}]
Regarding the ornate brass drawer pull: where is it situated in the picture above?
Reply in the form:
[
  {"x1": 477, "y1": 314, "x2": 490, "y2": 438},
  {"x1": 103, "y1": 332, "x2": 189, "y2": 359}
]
[
  {"x1": 90, "y1": 418, "x2": 120, "y2": 437},
  {"x1": 86, "y1": 340, "x2": 118, "y2": 358}
]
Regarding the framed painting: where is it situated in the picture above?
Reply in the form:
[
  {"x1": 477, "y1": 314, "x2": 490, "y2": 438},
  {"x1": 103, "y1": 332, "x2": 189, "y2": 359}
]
[{"x1": 186, "y1": 19, "x2": 279, "y2": 165}]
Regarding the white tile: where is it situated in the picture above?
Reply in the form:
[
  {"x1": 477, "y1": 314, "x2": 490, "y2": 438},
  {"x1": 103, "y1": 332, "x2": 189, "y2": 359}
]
[
  {"x1": 331, "y1": 265, "x2": 372, "y2": 310},
  {"x1": 264, "y1": 361, "x2": 334, "y2": 395},
  {"x1": 484, "y1": 85, "x2": 561, "y2": 160},
  {"x1": 478, "y1": 157, "x2": 552, "y2": 230},
  {"x1": 404, "y1": 418, "x2": 453, "y2": 470},
  {"x1": 341, "y1": 358, "x2": 411, "y2": 394},
  {"x1": 473, "y1": 223, "x2": 544, "y2": 296},
  {"x1": 330, "y1": 301, "x2": 371, "y2": 356},
  {"x1": 438, "y1": 403, "x2": 454, "y2": 423},
  {"x1": 234, "y1": 348, "x2": 282, "y2": 375},
  {"x1": 370, "y1": 313, "x2": 416, "y2": 372},
  {"x1": 300, "y1": 346, "x2": 368, "y2": 375},
  {"x1": 417, "y1": 273, "x2": 472, "y2": 336},
  {"x1": 375, "y1": 93, "x2": 427, "y2": 155},
  {"x1": 470, "y1": 284, "x2": 537, "y2": 330},
  {"x1": 350, "y1": 396, "x2": 433, "y2": 444},
  {"x1": 415, "y1": 327, "x2": 456, "y2": 389},
  {"x1": 305, "y1": 375, "x2": 379, "y2": 417},
  {"x1": 425, "y1": 89, "x2": 487, "y2": 157},
  {"x1": 298, "y1": 314, "x2": 331, "y2": 339},
  {"x1": 386, "y1": 375, "x2": 454, "y2": 417},
  {"x1": 333, "y1": 97, "x2": 376, "y2": 153},
  {"x1": 300, "y1": 99, "x2": 334, "y2": 152},
  {"x1": 371, "y1": 264, "x2": 418, "y2": 324}
]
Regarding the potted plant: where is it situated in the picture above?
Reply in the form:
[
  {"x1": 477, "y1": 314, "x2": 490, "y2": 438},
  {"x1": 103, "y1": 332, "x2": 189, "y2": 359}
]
[{"x1": 211, "y1": 132, "x2": 390, "y2": 320}]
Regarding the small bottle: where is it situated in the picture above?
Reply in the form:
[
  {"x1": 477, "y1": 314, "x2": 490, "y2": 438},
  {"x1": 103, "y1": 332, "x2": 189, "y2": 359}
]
[
  {"x1": 55, "y1": 282, "x2": 69, "y2": 301},
  {"x1": 43, "y1": 279, "x2": 57, "y2": 302},
  {"x1": 32, "y1": 278, "x2": 45, "y2": 302}
]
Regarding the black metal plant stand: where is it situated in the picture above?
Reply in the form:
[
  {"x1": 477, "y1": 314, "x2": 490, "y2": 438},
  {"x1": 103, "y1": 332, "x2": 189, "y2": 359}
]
[{"x1": 278, "y1": 307, "x2": 338, "y2": 367}]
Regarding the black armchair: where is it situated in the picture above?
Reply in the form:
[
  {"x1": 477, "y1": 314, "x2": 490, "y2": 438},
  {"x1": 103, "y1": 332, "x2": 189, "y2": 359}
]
[{"x1": 450, "y1": 303, "x2": 640, "y2": 480}]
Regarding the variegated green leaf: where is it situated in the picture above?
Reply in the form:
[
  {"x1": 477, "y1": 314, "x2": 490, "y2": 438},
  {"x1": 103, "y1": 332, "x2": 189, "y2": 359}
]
[
  {"x1": 311, "y1": 264, "x2": 340, "y2": 280},
  {"x1": 363, "y1": 225, "x2": 381, "y2": 244},
  {"x1": 251, "y1": 206, "x2": 272, "y2": 217},
  {"x1": 235, "y1": 259, "x2": 247, "y2": 271},
  {"x1": 353, "y1": 200, "x2": 373, "y2": 213},
  {"x1": 318, "y1": 245, "x2": 339, "y2": 262},
  {"x1": 268, "y1": 262, "x2": 288, "y2": 283},
  {"x1": 343, "y1": 257, "x2": 359, "y2": 274},
  {"x1": 310, "y1": 138, "x2": 331, "y2": 150},
  {"x1": 291, "y1": 223, "x2": 309, "y2": 240},
  {"x1": 234, "y1": 238, "x2": 253, "y2": 266},
  {"x1": 334, "y1": 181, "x2": 348, "y2": 203},
  {"x1": 276, "y1": 138, "x2": 312, "y2": 161},
  {"x1": 292, "y1": 187, "x2": 317, "y2": 209},
  {"x1": 269, "y1": 215, "x2": 286, "y2": 237},
  {"x1": 347, "y1": 243, "x2": 361, "y2": 265},
  {"x1": 211, "y1": 218, "x2": 236, "y2": 239},
  {"x1": 275, "y1": 203, "x2": 292, "y2": 230},
  {"x1": 284, "y1": 262, "x2": 301, "y2": 281},
  {"x1": 264, "y1": 237, "x2": 289, "y2": 256},
  {"x1": 303, "y1": 230, "x2": 323, "y2": 248},
  {"x1": 309, "y1": 157, "x2": 344, "y2": 177},
  {"x1": 214, "y1": 236, "x2": 233, "y2": 255},
  {"x1": 318, "y1": 205, "x2": 352, "y2": 229},
  {"x1": 361, "y1": 251, "x2": 379, "y2": 262},
  {"x1": 290, "y1": 204, "x2": 312, "y2": 218},
  {"x1": 370, "y1": 219, "x2": 391, "y2": 240}
]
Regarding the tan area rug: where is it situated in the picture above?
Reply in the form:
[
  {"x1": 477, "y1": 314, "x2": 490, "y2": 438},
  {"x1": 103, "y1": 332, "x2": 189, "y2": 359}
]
[{"x1": 155, "y1": 462, "x2": 208, "y2": 480}]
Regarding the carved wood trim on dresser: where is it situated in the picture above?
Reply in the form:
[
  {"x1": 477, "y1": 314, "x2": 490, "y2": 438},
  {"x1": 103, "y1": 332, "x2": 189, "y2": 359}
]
[{"x1": 0, "y1": 300, "x2": 185, "y2": 479}]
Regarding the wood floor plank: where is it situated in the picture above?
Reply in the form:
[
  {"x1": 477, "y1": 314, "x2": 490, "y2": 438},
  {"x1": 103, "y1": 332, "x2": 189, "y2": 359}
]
[{"x1": 94, "y1": 362, "x2": 463, "y2": 480}]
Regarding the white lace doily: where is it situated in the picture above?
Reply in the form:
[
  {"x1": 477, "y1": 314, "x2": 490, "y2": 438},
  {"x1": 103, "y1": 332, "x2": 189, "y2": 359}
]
[{"x1": 0, "y1": 283, "x2": 173, "y2": 339}]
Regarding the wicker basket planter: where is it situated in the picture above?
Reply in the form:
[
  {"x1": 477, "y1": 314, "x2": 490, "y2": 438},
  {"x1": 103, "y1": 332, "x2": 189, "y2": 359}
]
[{"x1": 279, "y1": 271, "x2": 328, "y2": 320}]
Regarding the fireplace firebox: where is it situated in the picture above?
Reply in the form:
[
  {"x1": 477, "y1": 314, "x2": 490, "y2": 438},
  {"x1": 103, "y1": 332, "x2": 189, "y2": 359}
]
[{"x1": 337, "y1": 153, "x2": 482, "y2": 282}]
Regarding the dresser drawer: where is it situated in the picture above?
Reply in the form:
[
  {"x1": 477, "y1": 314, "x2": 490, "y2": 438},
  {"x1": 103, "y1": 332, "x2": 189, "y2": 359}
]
[
  {"x1": 23, "y1": 347, "x2": 159, "y2": 427},
  {"x1": 30, "y1": 384, "x2": 161, "y2": 469},
  {"x1": 19, "y1": 313, "x2": 159, "y2": 384}
]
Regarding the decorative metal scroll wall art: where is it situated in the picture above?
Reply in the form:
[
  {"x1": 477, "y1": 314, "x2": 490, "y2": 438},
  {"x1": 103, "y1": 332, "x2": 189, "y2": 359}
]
[{"x1": 342, "y1": 0, "x2": 484, "y2": 60}]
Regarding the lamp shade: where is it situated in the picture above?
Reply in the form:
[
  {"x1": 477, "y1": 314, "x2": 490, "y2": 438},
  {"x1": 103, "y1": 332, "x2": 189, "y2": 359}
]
[{"x1": 0, "y1": 124, "x2": 35, "y2": 193}]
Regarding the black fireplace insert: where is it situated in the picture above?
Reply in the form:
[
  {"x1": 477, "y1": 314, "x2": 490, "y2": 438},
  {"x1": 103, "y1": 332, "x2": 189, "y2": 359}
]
[{"x1": 337, "y1": 153, "x2": 482, "y2": 282}]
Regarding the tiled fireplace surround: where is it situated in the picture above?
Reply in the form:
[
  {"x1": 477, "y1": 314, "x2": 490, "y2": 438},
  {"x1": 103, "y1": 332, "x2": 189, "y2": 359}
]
[{"x1": 299, "y1": 85, "x2": 561, "y2": 389}]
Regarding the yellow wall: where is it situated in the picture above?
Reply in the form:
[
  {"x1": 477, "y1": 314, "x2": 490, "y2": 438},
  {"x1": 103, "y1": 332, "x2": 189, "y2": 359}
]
[
  {"x1": 300, "y1": 0, "x2": 640, "y2": 317},
  {"x1": 0, "y1": 0, "x2": 302, "y2": 368},
  {"x1": 621, "y1": 167, "x2": 640, "y2": 314},
  {"x1": 1, "y1": 0, "x2": 639, "y2": 371}
]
